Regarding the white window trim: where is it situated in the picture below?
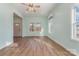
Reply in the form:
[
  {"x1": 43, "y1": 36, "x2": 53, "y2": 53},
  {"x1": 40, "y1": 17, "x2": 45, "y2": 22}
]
[
  {"x1": 71, "y1": 6, "x2": 79, "y2": 41},
  {"x1": 48, "y1": 22, "x2": 51, "y2": 33}
]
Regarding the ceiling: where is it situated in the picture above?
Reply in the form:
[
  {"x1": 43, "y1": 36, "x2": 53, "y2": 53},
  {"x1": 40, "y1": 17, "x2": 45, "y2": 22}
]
[{"x1": 12, "y1": 3, "x2": 56, "y2": 16}]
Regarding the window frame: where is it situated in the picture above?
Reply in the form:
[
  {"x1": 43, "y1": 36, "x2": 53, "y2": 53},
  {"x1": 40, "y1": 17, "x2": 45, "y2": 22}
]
[{"x1": 71, "y1": 5, "x2": 79, "y2": 41}]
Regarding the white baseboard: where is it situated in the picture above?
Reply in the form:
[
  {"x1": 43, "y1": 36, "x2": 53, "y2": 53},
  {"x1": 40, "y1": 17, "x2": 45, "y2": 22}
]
[
  {"x1": 47, "y1": 34, "x2": 79, "y2": 56},
  {"x1": 67, "y1": 49, "x2": 79, "y2": 56},
  {"x1": 0, "y1": 41, "x2": 13, "y2": 50},
  {"x1": 22, "y1": 35, "x2": 48, "y2": 37}
]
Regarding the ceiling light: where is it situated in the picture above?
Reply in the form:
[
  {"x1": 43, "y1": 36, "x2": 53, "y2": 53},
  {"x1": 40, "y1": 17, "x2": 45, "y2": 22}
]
[{"x1": 22, "y1": 3, "x2": 40, "y2": 13}]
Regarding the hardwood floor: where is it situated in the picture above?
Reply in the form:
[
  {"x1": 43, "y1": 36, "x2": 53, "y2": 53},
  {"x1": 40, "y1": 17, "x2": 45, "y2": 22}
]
[{"x1": 0, "y1": 36, "x2": 75, "y2": 56}]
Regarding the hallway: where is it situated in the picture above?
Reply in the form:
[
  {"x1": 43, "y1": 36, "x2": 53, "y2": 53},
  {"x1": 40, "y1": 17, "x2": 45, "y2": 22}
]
[{"x1": 0, "y1": 36, "x2": 75, "y2": 56}]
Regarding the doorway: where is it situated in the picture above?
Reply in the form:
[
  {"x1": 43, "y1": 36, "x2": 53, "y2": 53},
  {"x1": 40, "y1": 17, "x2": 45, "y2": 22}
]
[{"x1": 13, "y1": 13, "x2": 22, "y2": 42}]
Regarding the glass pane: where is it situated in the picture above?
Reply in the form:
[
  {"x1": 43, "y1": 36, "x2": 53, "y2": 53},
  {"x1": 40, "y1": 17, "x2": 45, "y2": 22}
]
[{"x1": 75, "y1": 6, "x2": 79, "y2": 22}]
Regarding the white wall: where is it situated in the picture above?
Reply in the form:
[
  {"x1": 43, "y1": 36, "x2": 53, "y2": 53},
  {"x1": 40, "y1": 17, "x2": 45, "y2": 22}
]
[
  {"x1": 23, "y1": 15, "x2": 48, "y2": 36},
  {"x1": 48, "y1": 3, "x2": 79, "y2": 55},
  {"x1": 0, "y1": 4, "x2": 23, "y2": 49},
  {"x1": 0, "y1": 4, "x2": 13, "y2": 49}
]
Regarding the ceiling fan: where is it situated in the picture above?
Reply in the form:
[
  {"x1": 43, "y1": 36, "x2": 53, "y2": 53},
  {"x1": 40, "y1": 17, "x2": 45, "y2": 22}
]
[{"x1": 22, "y1": 3, "x2": 40, "y2": 12}]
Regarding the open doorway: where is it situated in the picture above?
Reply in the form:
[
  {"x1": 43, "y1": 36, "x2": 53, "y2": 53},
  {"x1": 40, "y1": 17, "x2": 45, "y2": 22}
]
[{"x1": 13, "y1": 13, "x2": 22, "y2": 42}]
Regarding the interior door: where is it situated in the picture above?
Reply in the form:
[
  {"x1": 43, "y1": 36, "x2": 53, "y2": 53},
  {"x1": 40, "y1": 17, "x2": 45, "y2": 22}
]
[{"x1": 13, "y1": 13, "x2": 22, "y2": 38}]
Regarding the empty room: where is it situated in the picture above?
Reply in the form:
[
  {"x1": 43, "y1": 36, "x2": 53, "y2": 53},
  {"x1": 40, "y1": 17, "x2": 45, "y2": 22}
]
[{"x1": 0, "y1": 3, "x2": 79, "y2": 56}]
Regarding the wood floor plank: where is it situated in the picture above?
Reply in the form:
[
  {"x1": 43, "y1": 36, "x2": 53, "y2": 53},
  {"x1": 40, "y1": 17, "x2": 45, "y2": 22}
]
[{"x1": 0, "y1": 36, "x2": 75, "y2": 56}]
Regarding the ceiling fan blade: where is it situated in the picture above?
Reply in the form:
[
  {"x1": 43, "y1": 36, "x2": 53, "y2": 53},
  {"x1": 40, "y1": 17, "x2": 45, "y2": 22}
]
[
  {"x1": 29, "y1": 3, "x2": 33, "y2": 7},
  {"x1": 33, "y1": 9, "x2": 36, "y2": 12},
  {"x1": 21, "y1": 3, "x2": 40, "y2": 8},
  {"x1": 26, "y1": 8, "x2": 29, "y2": 11}
]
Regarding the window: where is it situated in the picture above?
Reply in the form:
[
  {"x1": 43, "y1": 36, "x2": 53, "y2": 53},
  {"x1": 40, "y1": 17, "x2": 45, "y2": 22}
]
[
  {"x1": 49, "y1": 22, "x2": 51, "y2": 33},
  {"x1": 48, "y1": 18, "x2": 54, "y2": 34},
  {"x1": 29, "y1": 23, "x2": 41, "y2": 32},
  {"x1": 72, "y1": 5, "x2": 79, "y2": 41}
]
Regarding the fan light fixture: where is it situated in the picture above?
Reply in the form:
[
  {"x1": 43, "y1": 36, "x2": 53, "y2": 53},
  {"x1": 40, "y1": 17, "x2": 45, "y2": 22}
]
[{"x1": 22, "y1": 3, "x2": 40, "y2": 13}]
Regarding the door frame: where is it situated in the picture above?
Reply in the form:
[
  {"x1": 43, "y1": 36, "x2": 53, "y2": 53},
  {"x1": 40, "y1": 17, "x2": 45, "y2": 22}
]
[{"x1": 13, "y1": 13, "x2": 23, "y2": 38}]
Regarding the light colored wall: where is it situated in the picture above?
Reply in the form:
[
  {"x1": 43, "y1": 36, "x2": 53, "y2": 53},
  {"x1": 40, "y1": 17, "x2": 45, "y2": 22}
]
[
  {"x1": 0, "y1": 4, "x2": 13, "y2": 49},
  {"x1": 48, "y1": 3, "x2": 79, "y2": 54},
  {"x1": 0, "y1": 4, "x2": 23, "y2": 49},
  {"x1": 0, "y1": 4, "x2": 48, "y2": 49},
  {"x1": 23, "y1": 15, "x2": 48, "y2": 36}
]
